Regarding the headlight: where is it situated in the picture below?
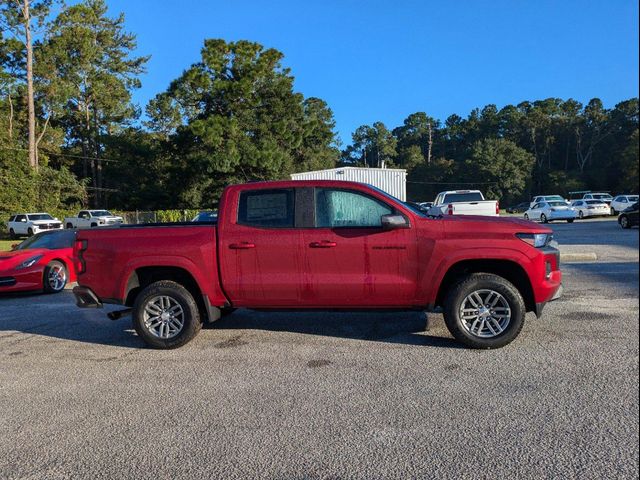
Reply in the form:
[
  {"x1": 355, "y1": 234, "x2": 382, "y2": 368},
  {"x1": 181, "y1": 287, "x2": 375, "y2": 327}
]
[
  {"x1": 15, "y1": 254, "x2": 44, "y2": 270},
  {"x1": 516, "y1": 233, "x2": 551, "y2": 248}
]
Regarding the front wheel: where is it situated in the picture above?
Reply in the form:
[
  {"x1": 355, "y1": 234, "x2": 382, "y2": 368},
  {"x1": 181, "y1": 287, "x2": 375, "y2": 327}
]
[
  {"x1": 567, "y1": 219, "x2": 574, "y2": 223},
  {"x1": 66, "y1": 222, "x2": 73, "y2": 229},
  {"x1": 610, "y1": 208, "x2": 616, "y2": 216},
  {"x1": 443, "y1": 273, "x2": 526, "y2": 349},
  {"x1": 523, "y1": 213, "x2": 529, "y2": 221},
  {"x1": 132, "y1": 280, "x2": 202, "y2": 349},
  {"x1": 27, "y1": 227, "x2": 34, "y2": 236},
  {"x1": 540, "y1": 214, "x2": 548, "y2": 223},
  {"x1": 9, "y1": 228, "x2": 16, "y2": 239},
  {"x1": 578, "y1": 211, "x2": 584, "y2": 219},
  {"x1": 43, "y1": 261, "x2": 67, "y2": 293},
  {"x1": 620, "y1": 216, "x2": 630, "y2": 229}
]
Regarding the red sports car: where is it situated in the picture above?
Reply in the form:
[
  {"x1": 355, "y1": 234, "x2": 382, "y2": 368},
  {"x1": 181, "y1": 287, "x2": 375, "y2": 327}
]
[{"x1": 0, "y1": 229, "x2": 77, "y2": 294}]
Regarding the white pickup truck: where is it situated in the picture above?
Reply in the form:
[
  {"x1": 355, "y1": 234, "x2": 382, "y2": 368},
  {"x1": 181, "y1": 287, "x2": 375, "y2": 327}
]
[
  {"x1": 64, "y1": 210, "x2": 124, "y2": 229},
  {"x1": 428, "y1": 190, "x2": 499, "y2": 217}
]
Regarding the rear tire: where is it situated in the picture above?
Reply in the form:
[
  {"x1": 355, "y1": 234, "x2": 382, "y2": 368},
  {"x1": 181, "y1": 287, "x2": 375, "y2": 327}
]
[
  {"x1": 524, "y1": 214, "x2": 529, "y2": 221},
  {"x1": 43, "y1": 261, "x2": 67, "y2": 294},
  {"x1": 567, "y1": 219, "x2": 574, "y2": 223},
  {"x1": 620, "y1": 216, "x2": 630, "y2": 229},
  {"x1": 443, "y1": 273, "x2": 526, "y2": 349},
  {"x1": 66, "y1": 223, "x2": 73, "y2": 229},
  {"x1": 90, "y1": 222, "x2": 98, "y2": 227},
  {"x1": 540, "y1": 214, "x2": 548, "y2": 223},
  {"x1": 132, "y1": 280, "x2": 202, "y2": 349},
  {"x1": 27, "y1": 227, "x2": 34, "y2": 236},
  {"x1": 578, "y1": 211, "x2": 584, "y2": 219},
  {"x1": 610, "y1": 208, "x2": 616, "y2": 216},
  {"x1": 9, "y1": 228, "x2": 16, "y2": 239}
]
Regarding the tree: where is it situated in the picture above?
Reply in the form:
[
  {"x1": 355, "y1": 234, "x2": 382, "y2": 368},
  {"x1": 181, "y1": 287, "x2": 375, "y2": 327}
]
[
  {"x1": 348, "y1": 121, "x2": 396, "y2": 167},
  {"x1": 0, "y1": 0, "x2": 54, "y2": 169},
  {"x1": 146, "y1": 39, "x2": 338, "y2": 207},
  {"x1": 37, "y1": 0, "x2": 148, "y2": 204},
  {"x1": 465, "y1": 138, "x2": 534, "y2": 201}
]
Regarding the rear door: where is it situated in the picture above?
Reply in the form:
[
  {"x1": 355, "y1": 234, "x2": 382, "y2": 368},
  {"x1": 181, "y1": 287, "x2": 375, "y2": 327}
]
[
  {"x1": 218, "y1": 187, "x2": 309, "y2": 307},
  {"x1": 302, "y1": 187, "x2": 419, "y2": 307},
  {"x1": 15, "y1": 215, "x2": 28, "y2": 234}
]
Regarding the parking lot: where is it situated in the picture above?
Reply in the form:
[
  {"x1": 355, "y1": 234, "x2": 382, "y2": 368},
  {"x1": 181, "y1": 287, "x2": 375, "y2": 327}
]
[{"x1": 1, "y1": 218, "x2": 638, "y2": 479}]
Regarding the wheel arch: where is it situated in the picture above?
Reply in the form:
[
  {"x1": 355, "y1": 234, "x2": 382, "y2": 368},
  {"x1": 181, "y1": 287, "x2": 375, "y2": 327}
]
[{"x1": 434, "y1": 259, "x2": 536, "y2": 313}]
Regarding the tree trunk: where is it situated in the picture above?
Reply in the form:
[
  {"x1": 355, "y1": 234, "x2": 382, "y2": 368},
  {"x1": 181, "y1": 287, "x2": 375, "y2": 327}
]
[
  {"x1": 427, "y1": 121, "x2": 433, "y2": 165},
  {"x1": 23, "y1": 0, "x2": 37, "y2": 170}
]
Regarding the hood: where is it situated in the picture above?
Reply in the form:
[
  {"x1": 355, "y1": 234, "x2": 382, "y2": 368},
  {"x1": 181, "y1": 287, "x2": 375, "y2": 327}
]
[
  {"x1": 0, "y1": 248, "x2": 49, "y2": 269},
  {"x1": 437, "y1": 215, "x2": 552, "y2": 235},
  {"x1": 30, "y1": 219, "x2": 61, "y2": 225}
]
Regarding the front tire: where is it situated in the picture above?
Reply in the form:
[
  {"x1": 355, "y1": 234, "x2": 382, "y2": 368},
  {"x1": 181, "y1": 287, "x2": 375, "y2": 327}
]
[
  {"x1": 27, "y1": 227, "x2": 34, "y2": 236},
  {"x1": 610, "y1": 208, "x2": 616, "y2": 216},
  {"x1": 540, "y1": 214, "x2": 548, "y2": 223},
  {"x1": 443, "y1": 273, "x2": 526, "y2": 349},
  {"x1": 578, "y1": 211, "x2": 584, "y2": 219},
  {"x1": 43, "y1": 261, "x2": 67, "y2": 293},
  {"x1": 66, "y1": 223, "x2": 73, "y2": 229},
  {"x1": 620, "y1": 216, "x2": 630, "y2": 229},
  {"x1": 567, "y1": 219, "x2": 574, "y2": 223},
  {"x1": 132, "y1": 280, "x2": 202, "y2": 349},
  {"x1": 524, "y1": 213, "x2": 529, "y2": 221}
]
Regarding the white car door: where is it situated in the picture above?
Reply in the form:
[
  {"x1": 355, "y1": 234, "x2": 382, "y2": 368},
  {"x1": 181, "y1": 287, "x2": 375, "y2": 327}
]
[{"x1": 14, "y1": 215, "x2": 28, "y2": 234}]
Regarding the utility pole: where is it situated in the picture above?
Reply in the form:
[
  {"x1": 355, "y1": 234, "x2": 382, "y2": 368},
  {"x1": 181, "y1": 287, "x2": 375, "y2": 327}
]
[
  {"x1": 21, "y1": 0, "x2": 37, "y2": 170},
  {"x1": 427, "y1": 121, "x2": 433, "y2": 165}
]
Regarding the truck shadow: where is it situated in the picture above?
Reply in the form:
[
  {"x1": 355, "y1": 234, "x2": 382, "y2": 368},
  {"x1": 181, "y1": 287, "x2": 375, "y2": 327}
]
[{"x1": 206, "y1": 309, "x2": 464, "y2": 349}]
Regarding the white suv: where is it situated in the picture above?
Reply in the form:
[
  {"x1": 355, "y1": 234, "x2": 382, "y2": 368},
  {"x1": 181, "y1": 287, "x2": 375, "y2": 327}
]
[{"x1": 7, "y1": 213, "x2": 63, "y2": 239}]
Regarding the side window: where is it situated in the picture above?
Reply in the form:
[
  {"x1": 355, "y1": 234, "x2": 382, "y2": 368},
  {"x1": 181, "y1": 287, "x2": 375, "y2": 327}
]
[
  {"x1": 16, "y1": 215, "x2": 26, "y2": 222},
  {"x1": 621, "y1": 198, "x2": 628, "y2": 203},
  {"x1": 315, "y1": 188, "x2": 392, "y2": 228},
  {"x1": 238, "y1": 189, "x2": 295, "y2": 228},
  {"x1": 79, "y1": 211, "x2": 88, "y2": 219}
]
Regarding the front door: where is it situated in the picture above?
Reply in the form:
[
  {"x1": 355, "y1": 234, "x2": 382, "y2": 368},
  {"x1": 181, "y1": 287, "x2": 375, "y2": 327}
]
[{"x1": 302, "y1": 187, "x2": 419, "y2": 307}]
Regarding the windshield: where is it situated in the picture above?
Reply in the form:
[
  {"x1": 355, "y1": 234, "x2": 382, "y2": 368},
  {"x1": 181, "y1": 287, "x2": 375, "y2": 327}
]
[
  {"x1": 549, "y1": 201, "x2": 568, "y2": 207},
  {"x1": 16, "y1": 230, "x2": 76, "y2": 251},
  {"x1": 443, "y1": 192, "x2": 484, "y2": 203},
  {"x1": 586, "y1": 200, "x2": 605, "y2": 205},
  {"x1": 544, "y1": 196, "x2": 564, "y2": 202},
  {"x1": 27, "y1": 214, "x2": 54, "y2": 221},
  {"x1": 90, "y1": 210, "x2": 113, "y2": 216},
  {"x1": 367, "y1": 185, "x2": 430, "y2": 217},
  {"x1": 591, "y1": 194, "x2": 612, "y2": 200}
]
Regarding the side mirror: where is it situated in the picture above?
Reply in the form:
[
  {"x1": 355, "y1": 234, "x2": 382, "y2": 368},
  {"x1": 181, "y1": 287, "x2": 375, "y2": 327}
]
[{"x1": 381, "y1": 214, "x2": 410, "y2": 229}]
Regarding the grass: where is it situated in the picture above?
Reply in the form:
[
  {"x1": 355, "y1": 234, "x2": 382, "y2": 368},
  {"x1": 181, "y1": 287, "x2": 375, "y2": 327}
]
[{"x1": 0, "y1": 239, "x2": 18, "y2": 251}]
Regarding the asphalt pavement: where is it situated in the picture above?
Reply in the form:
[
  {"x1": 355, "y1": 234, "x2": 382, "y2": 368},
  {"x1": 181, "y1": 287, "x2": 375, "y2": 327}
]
[{"x1": 1, "y1": 218, "x2": 638, "y2": 479}]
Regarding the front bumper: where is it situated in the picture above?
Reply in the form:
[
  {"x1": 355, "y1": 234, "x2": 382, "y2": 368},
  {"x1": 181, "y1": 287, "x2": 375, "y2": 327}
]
[
  {"x1": 0, "y1": 266, "x2": 45, "y2": 292},
  {"x1": 73, "y1": 285, "x2": 103, "y2": 308},
  {"x1": 534, "y1": 283, "x2": 563, "y2": 317}
]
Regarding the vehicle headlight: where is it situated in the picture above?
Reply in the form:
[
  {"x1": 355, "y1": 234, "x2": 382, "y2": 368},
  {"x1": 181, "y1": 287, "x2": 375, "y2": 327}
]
[
  {"x1": 15, "y1": 254, "x2": 44, "y2": 270},
  {"x1": 516, "y1": 233, "x2": 552, "y2": 248}
]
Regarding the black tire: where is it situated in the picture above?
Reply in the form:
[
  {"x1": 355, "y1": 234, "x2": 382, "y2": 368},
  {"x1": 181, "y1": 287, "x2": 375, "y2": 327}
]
[
  {"x1": 221, "y1": 307, "x2": 236, "y2": 317},
  {"x1": 27, "y1": 227, "x2": 34, "y2": 236},
  {"x1": 567, "y1": 219, "x2": 574, "y2": 223},
  {"x1": 90, "y1": 222, "x2": 98, "y2": 227},
  {"x1": 9, "y1": 228, "x2": 16, "y2": 240},
  {"x1": 578, "y1": 211, "x2": 584, "y2": 219},
  {"x1": 523, "y1": 213, "x2": 529, "y2": 221},
  {"x1": 610, "y1": 208, "x2": 616, "y2": 216},
  {"x1": 443, "y1": 273, "x2": 526, "y2": 349},
  {"x1": 540, "y1": 214, "x2": 548, "y2": 223},
  {"x1": 66, "y1": 222, "x2": 73, "y2": 229},
  {"x1": 620, "y1": 215, "x2": 630, "y2": 229},
  {"x1": 43, "y1": 261, "x2": 68, "y2": 294},
  {"x1": 132, "y1": 280, "x2": 202, "y2": 349}
]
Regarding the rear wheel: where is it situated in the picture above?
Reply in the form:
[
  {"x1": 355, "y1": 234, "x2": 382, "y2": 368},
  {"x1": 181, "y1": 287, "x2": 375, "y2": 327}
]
[
  {"x1": 578, "y1": 211, "x2": 584, "y2": 219},
  {"x1": 567, "y1": 219, "x2": 574, "y2": 223},
  {"x1": 132, "y1": 280, "x2": 202, "y2": 349},
  {"x1": 443, "y1": 273, "x2": 526, "y2": 349},
  {"x1": 610, "y1": 208, "x2": 616, "y2": 216},
  {"x1": 43, "y1": 261, "x2": 67, "y2": 293},
  {"x1": 523, "y1": 213, "x2": 529, "y2": 221},
  {"x1": 540, "y1": 214, "x2": 548, "y2": 223},
  {"x1": 9, "y1": 228, "x2": 16, "y2": 239},
  {"x1": 90, "y1": 222, "x2": 98, "y2": 227},
  {"x1": 66, "y1": 222, "x2": 73, "y2": 229},
  {"x1": 27, "y1": 227, "x2": 34, "y2": 236}
]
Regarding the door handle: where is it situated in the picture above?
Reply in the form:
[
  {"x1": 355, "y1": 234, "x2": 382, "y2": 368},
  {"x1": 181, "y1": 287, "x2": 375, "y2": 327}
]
[
  {"x1": 229, "y1": 242, "x2": 256, "y2": 249},
  {"x1": 309, "y1": 241, "x2": 337, "y2": 248}
]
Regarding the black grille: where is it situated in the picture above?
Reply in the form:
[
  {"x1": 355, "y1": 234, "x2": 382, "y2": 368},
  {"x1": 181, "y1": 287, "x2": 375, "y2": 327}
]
[{"x1": 0, "y1": 277, "x2": 17, "y2": 287}]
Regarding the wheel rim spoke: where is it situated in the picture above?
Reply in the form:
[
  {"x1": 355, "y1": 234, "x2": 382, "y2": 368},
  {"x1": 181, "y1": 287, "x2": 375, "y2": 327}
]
[
  {"x1": 459, "y1": 289, "x2": 512, "y2": 339},
  {"x1": 142, "y1": 295, "x2": 185, "y2": 340}
]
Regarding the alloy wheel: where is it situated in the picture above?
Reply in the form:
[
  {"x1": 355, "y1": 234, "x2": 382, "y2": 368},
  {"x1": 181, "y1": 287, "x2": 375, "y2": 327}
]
[
  {"x1": 459, "y1": 289, "x2": 512, "y2": 339},
  {"x1": 142, "y1": 295, "x2": 185, "y2": 339}
]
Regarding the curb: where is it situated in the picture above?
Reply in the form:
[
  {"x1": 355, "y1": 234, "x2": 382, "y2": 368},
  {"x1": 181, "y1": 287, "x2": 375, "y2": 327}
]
[{"x1": 560, "y1": 252, "x2": 598, "y2": 262}]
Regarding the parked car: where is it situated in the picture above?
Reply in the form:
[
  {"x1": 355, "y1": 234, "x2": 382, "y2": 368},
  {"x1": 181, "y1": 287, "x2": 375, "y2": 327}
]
[
  {"x1": 7, "y1": 213, "x2": 63, "y2": 239},
  {"x1": 506, "y1": 202, "x2": 530, "y2": 214},
  {"x1": 64, "y1": 210, "x2": 123, "y2": 229},
  {"x1": 582, "y1": 192, "x2": 613, "y2": 205},
  {"x1": 610, "y1": 195, "x2": 639, "y2": 215},
  {"x1": 73, "y1": 180, "x2": 563, "y2": 350},
  {"x1": 529, "y1": 195, "x2": 566, "y2": 208},
  {"x1": 417, "y1": 201, "x2": 433, "y2": 210},
  {"x1": 618, "y1": 202, "x2": 639, "y2": 229},
  {"x1": 428, "y1": 190, "x2": 499, "y2": 216},
  {"x1": 570, "y1": 200, "x2": 610, "y2": 219},
  {"x1": 524, "y1": 201, "x2": 576, "y2": 223},
  {"x1": 192, "y1": 211, "x2": 218, "y2": 222},
  {"x1": 0, "y1": 229, "x2": 76, "y2": 294}
]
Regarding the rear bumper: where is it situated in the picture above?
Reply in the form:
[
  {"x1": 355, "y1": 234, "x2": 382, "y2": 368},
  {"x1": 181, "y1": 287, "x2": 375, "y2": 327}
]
[{"x1": 73, "y1": 285, "x2": 103, "y2": 308}]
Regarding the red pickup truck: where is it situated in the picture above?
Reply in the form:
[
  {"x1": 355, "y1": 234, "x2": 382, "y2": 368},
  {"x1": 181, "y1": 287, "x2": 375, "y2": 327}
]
[{"x1": 73, "y1": 180, "x2": 562, "y2": 349}]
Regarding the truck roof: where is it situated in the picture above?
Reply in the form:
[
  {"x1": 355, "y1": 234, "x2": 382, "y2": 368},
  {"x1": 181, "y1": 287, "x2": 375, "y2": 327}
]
[{"x1": 231, "y1": 179, "x2": 378, "y2": 190}]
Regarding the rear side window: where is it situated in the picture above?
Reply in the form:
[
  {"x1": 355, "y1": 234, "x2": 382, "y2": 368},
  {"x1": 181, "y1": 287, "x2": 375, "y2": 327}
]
[{"x1": 238, "y1": 189, "x2": 295, "y2": 228}]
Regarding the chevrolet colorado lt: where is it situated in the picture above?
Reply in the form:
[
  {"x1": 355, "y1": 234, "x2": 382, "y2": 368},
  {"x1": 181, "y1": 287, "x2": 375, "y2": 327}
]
[{"x1": 73, "y1": 180, "x2": 562, "y2": 349}]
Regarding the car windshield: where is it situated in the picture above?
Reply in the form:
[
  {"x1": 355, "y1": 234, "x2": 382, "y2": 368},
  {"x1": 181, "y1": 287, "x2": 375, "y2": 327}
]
[
  {"x1": 27, "y1": 214, "x2": 54, "y2": 221},
  {"x1": 591, "y1": 194, "x2": 612, "y2": 200},
  {"x1": 367, "y1": 185, "x2": 430, "y2": 217},
  {"x1": 15, "y1": 230, "x2": 76, "y2": 250},
  {"x1": 443, "y1": 192, "x2": 484, "y2": 203},
  {"x1": 586, "y1": 200, "x2": 605, "y2": 205},
  {"x1": 549, "y1": 201, "x2": 568, "y2": 207},
  {"x1": 544, "y1": 196, "x2": 564, "y2": 202},
  {"x1": 90, "y1": 210, "x2": 113, "y2": 216}
]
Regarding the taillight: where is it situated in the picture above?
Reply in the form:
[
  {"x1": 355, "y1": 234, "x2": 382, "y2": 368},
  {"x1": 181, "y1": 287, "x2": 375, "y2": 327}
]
[
  {"x1": 496, "y1": 201, "x2": 500, "y2": 215},
  {"x1": 74, "y1": 239, "x2": 88, "y2": 274},
  {"x1": 447, "y1": 204, "x2": 454, "y2": 215}
]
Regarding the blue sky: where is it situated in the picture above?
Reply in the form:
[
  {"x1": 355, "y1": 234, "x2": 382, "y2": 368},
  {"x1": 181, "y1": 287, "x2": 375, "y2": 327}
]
[{"x1": 104, "y1": 0, "x2": 638, "y2": 144}]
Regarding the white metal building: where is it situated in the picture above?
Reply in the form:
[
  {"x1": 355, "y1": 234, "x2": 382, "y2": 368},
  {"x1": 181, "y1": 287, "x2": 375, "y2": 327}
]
[{"x1": 290, "y1": 167, "x2": 407, "y2": 201}]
